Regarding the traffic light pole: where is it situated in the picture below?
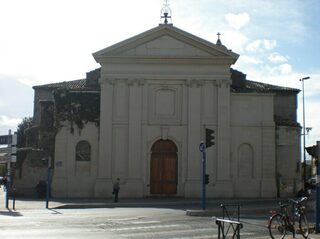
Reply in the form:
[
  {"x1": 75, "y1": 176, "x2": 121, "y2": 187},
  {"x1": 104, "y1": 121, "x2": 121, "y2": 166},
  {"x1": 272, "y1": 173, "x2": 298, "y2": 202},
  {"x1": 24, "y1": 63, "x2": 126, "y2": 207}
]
[
  {"x1": 199, "y1": 142, "x2": 206, "y2": 210},
  {"x1": 202, "y1": 149, "x2": 206, "y2": 210}
]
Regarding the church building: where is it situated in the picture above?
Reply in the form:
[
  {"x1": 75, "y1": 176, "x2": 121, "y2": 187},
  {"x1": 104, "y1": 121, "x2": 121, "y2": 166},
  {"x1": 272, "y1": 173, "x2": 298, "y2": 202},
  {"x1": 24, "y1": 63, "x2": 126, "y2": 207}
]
[{"x1": 21, "y1": 13, "x2": 301, "y2": 199}]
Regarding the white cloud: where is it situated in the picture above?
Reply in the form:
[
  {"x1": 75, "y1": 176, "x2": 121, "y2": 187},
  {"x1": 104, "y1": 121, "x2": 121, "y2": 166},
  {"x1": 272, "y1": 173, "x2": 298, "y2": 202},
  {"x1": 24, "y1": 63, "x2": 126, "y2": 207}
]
[
  {"x1": 238, "y1": 55, "x2": 262, "y2": 65},
  {"x1": 246, "y1": 39, "x2": 277, "y2": 52},
  {"x1": 17, "y1": 78, "x2": 41, "y2": 87},
  {"x1": 223, "y1": 30, "x2": 249, "y2": 53},
  {"x1": 300, "y1": 99, "x2": 320, "y2": 147},
  {"x1": 268, "y1": 52, "x2": 288, "y2": 64},
  {"x1": 225, "y1": 13, "x2": 250, "y2": 30},
  {"x1": 263, "y1": 40, "x2": 277, "y2": 51},
  {"x1": 277, "y1": 63, "x2": 292, "y2": 75},
  {"x1": 0, "y1": 115, "x2": 21, "y2": 130}
]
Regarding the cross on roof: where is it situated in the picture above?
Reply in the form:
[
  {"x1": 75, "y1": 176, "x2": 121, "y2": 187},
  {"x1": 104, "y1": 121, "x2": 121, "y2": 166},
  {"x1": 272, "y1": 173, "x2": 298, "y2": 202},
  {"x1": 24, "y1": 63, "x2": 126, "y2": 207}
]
[
  {"x1": 216, "y1": 32, "x2": 222, "y2": 45},
  {"x1": 160, "y1": 0, "x2": 172, "y2": 24}
]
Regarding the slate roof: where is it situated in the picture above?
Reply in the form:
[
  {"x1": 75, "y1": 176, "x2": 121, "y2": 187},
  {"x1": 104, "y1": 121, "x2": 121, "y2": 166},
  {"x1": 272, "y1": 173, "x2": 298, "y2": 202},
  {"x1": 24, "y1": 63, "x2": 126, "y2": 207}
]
[
  {"x1": 33, "y1": 69, "x2": 299, "y2": 94},
  {"x1": 230, "y1": 69, "x2": 299, "y2": 94},
  {"x1": 232, "y1": 80, "x2": 300, "y2": 93},
  {"x1": 33, "y1": 79, "x2": 87, "y2": 90},
  {"x1": 33, "y1": 68, "x2": 101, "y2": 91}
]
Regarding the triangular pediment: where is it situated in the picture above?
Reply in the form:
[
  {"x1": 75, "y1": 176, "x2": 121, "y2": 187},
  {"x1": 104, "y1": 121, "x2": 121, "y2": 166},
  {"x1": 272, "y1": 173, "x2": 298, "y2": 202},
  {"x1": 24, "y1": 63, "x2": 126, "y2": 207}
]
[{"x1": 93, "y1": 24, "x2": 239, "y2": 63}]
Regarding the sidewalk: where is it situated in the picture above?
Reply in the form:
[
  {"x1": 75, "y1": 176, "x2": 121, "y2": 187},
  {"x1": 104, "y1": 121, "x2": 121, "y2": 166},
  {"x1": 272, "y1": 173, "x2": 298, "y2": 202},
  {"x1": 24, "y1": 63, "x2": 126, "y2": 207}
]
[
  {"x1": 1, "y1": 194, "x2": 278, "y2": 210},
  {"x1": 0, "y1": 195, "x2": 312, "y2": 215}
]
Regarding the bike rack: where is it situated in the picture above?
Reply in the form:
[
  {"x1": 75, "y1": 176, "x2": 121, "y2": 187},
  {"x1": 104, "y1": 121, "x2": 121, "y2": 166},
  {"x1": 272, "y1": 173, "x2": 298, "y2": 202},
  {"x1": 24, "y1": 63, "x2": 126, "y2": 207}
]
[
  {"x1": 221, "y1": 204, "x2": 241, "y2": 222},
  {"x1": 215, "y1": 204, "x2": 243, "y2": 239},
  {"x1": 216, "y1": 218, "x2": 243, "y2": 239}
]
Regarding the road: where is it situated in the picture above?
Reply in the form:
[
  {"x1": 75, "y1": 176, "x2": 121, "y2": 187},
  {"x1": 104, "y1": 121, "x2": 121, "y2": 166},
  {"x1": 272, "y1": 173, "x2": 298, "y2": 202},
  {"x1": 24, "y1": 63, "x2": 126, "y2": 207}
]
[
  {"x1": 0, "y1": 188, "x2": 319, "y2": 238},
  {"x1": 0, "y1": 207, "x2": 318, "y2": 238}
]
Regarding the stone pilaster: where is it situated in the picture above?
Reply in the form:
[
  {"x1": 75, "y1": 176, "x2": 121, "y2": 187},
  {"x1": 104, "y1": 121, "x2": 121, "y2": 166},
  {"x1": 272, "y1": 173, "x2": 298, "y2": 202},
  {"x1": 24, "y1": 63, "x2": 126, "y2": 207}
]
[
  {"x1": 216, "y1": 80, "x2": 231, "y2": 181},
  {"x1": 128, "y1": 79, "x2": 143, "y2": 180},
  {"x1": 185, "y1": 79, "x2": 202, "y2": 196}
]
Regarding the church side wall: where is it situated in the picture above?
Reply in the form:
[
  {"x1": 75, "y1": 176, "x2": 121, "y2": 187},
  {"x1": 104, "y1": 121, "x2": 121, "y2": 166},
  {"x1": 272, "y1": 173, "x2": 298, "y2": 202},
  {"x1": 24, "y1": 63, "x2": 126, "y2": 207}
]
[
  {"x1": 33, "y1": 88, "x2": 54, "y2": 124},
  {"x1": 52, "y1": 122, "x2": 99, "y2": 197},
  {"x1": 274, "y1": 94, "x2": 301, "y2": 197},
  {"x1": 276, "y1": 126, "x2": 301, "y2": 197},
  {"x1": 230, "y1": 93, "x2": 277, "y2": 198}
]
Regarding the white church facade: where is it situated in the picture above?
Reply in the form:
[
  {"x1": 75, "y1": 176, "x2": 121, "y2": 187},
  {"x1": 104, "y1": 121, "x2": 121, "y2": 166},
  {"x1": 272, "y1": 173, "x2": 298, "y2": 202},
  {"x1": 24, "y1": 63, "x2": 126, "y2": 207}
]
[{"x1": 23, "y1": 23, "x2": 301, "y2": 199}]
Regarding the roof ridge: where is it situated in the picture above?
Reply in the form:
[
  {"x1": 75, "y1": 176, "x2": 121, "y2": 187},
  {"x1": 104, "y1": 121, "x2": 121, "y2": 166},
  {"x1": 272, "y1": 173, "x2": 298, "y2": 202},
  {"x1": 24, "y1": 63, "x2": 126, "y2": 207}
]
[
  {"x1": 246, "y1": 79, "x2": 300, "y2": 92},
  {"x1": 33, "y1": 79, "x2": 86, "y2": 89}
]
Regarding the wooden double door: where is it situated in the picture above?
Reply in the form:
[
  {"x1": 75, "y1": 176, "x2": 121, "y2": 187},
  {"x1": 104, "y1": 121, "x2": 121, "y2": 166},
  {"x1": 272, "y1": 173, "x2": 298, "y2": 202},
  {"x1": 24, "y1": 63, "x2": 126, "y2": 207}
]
[{"x1": 150, "y1": 140, "x2": 178, "y2": 195}]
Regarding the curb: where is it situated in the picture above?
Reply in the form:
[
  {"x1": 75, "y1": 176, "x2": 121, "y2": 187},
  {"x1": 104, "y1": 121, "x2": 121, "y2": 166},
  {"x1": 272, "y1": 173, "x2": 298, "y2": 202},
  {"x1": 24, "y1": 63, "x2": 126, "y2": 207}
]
[{"x1": 186, "y1": 207, "x2": 274, "y2": 217}]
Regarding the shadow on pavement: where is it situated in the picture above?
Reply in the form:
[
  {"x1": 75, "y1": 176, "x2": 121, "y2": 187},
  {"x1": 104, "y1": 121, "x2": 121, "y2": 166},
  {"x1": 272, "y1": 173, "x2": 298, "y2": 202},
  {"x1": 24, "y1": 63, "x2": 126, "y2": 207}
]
[{"x1": 0, "y1": 209, "x2": 22, "y2": 217}]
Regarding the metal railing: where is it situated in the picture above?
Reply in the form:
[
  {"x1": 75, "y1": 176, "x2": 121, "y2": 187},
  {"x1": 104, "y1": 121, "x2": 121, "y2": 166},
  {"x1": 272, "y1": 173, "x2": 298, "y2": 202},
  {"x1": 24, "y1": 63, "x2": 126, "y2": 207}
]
[
  {"x1": 214, "y1": 204, "x2": 243, "y2": 239},
  {"x1": 216, "y1": 218, "x2": 243, "y2": 239}
]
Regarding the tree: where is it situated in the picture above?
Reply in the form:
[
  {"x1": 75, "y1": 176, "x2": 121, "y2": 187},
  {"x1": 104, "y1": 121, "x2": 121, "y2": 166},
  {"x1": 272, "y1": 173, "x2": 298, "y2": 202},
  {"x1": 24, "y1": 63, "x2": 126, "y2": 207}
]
[
  {"x1": 16, "y1": 117, "x2": 33, "y2": 148},
  {"x1": 15, "y1": 117, "x2": 34, "y2": 176}
]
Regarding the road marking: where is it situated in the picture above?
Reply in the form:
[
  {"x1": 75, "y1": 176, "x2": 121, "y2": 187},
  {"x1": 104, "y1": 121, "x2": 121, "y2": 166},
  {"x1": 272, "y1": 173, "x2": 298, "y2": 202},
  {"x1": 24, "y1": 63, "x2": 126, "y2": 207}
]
[
  {"x1": 131, "y1": 220, "x2": 160, "y2": 224},
  {"x1": 110, "y1": 223, "x2": 182, "y2": 231}
]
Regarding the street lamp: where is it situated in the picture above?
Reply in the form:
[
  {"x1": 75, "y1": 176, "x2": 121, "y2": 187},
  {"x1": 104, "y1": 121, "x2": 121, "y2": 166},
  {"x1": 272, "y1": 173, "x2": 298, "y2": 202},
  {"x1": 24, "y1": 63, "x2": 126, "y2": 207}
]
[{"x1": 300, "y1": 76, "x2": 310, "y2": 187}]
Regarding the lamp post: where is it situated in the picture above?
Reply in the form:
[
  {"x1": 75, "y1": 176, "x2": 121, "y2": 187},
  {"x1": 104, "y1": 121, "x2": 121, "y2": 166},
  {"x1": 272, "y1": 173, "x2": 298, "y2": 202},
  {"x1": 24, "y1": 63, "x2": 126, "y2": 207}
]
[{"x1": 300, "y1": 76, "x2": 310, "y2": 187}]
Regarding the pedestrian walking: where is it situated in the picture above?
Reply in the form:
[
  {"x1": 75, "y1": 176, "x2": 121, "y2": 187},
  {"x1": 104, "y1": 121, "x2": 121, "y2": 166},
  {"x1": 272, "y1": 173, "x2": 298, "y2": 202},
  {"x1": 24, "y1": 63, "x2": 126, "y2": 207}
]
[{"x1": 112, "y1": 178, "x2": 120, "y2": 202}]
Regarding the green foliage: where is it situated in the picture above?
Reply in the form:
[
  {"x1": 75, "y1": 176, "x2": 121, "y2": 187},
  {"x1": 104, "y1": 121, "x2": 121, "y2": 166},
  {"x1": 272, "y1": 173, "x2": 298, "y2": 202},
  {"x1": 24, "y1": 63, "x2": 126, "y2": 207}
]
[
  {"x1": 53, "y1": 89, "x2": 100, "y2": 133},
  {"x1": 16, "y1": 117, "x2": 34, "y2": 148},
  {"x1": 15, "y1": 117, "x2": 34, "y2": 172}
]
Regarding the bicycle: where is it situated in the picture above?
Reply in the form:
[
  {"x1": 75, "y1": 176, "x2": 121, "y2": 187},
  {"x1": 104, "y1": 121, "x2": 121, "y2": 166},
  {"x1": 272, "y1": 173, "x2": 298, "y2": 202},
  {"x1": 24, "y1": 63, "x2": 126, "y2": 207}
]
[{"x1": 268, "y1": 196, "x2": 309, "y2": 239}]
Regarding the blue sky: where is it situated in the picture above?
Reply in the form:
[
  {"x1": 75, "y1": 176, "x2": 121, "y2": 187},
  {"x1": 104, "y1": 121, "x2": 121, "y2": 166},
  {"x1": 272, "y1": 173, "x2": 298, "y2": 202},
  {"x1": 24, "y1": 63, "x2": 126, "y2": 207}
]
[{"x1": 0, "y1": 0, "x2": 319, "y2": 149}]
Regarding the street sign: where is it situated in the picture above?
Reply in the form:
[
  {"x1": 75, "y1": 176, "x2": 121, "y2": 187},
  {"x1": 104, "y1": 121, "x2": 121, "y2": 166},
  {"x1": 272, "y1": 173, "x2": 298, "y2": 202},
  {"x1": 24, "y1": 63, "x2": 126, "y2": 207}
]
[
  {"x1": 0, "y1": 146, "x2": 17, "y2": 163},
  {"x1": 11, "y1": 155, "x2": 16, "y2": 163},
  {"x1": 0, "y1": 153, "x2": 10, "y2": 163},
  {"x1": 0, "y1": 147, "x2": 12, "y2": 154},
  {"x1": 12, "y1": 134, "x2": 17, "y2": 145},
  {"x1": 199, "y1": 142, "x2": 205, "y2": 152},
  {"x1": 0, "y1": 135, "x2": 12, "y2": 145}
]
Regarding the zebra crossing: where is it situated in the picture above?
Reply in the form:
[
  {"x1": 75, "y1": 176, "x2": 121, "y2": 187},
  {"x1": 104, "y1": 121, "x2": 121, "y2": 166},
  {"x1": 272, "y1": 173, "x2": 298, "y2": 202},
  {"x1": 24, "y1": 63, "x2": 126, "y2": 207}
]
[
  {"x1": 97, "y1": 216, "x2": 267, "y2": 238},
  {"x1": 102, "y1": 219, "x2": 216, "y2": 238}
]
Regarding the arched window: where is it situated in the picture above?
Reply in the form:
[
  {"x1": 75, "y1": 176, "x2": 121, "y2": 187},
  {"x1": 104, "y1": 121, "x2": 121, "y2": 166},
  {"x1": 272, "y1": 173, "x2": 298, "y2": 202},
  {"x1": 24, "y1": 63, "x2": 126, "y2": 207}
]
[{"x1": 75, "y1": 140, "x2": 91, "y2": 161}]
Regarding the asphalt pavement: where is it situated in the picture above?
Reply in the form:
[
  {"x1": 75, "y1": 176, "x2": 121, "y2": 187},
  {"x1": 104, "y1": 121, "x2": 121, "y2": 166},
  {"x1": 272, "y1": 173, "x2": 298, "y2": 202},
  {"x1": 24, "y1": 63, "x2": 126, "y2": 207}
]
[{"x1": 1, "y1": 189, "x2": 320, "y2": 238}]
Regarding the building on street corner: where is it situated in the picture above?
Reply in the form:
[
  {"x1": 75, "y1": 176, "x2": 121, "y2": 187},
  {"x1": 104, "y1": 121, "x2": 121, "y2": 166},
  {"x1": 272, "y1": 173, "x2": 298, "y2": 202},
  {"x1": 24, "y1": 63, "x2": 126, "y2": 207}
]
[{"x1": 15, "y1": 22, "x2": 301, "y2": 199}]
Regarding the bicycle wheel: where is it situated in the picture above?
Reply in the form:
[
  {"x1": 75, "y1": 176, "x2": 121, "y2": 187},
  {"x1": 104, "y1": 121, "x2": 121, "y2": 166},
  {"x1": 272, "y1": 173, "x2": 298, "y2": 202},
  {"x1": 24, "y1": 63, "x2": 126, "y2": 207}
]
[
  {"x1": 268, "y1": 214, "x2": 286, "y2": 239},
  {"x1": 299, "y1": 213, "x2": 309, "y2": 238}
]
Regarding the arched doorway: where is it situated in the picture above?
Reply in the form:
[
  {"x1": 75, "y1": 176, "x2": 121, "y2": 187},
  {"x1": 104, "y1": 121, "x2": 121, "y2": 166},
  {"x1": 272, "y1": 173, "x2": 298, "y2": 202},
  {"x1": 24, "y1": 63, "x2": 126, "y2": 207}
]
[{"x1": 150, "y1": 139, "x2": 178, "y2": 195}]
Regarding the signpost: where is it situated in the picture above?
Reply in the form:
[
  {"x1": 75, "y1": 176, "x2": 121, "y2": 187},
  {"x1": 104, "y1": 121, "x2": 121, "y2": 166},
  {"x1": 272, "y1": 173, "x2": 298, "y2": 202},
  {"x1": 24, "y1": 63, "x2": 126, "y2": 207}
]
[
  {"x1": 199, "y1": 141, "x2": 206, "y2": 210},
  {"x1": 0, "y1": 131, "x2": 18, "y2": 209}
]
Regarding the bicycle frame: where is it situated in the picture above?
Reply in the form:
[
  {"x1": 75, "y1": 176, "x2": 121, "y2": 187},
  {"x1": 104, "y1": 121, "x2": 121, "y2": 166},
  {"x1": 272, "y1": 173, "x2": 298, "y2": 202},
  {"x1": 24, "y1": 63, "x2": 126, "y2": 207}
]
[{"x1": 268, "y1": 197, "x2": 308, "y2": 239}]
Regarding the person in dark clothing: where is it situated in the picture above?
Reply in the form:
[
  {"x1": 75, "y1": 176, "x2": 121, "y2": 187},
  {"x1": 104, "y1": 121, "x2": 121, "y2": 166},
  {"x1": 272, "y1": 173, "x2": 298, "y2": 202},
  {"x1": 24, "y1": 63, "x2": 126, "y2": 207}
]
[{"x1": 112, "y1": 178, "x2": 120, "y2": 202}]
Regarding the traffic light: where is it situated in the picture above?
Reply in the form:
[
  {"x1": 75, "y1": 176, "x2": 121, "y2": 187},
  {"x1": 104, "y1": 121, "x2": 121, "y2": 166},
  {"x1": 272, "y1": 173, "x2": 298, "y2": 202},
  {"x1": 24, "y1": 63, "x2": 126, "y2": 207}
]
[
  {"x1": 205, "y1": 128, "x2": 215, "y2": 148},
  {"x1": 205, "y1": 174, "x2": 209, "y2": 184}
]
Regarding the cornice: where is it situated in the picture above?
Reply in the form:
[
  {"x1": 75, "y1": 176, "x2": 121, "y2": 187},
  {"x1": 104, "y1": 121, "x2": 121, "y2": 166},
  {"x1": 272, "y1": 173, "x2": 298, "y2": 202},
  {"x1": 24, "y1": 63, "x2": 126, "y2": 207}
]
[{"x1": 95, "y1": 56, "x2": 236, "y2": 65}]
